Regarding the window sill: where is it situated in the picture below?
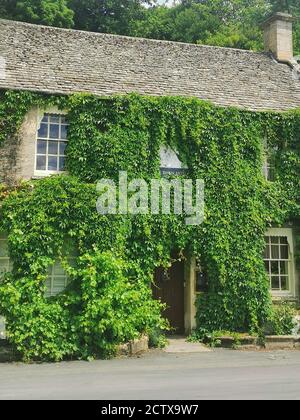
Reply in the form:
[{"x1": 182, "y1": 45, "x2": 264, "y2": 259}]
[
  {"x1": 33, "y1": 171, "x2": 67, "y2": 178},
  {"x1": 271, "y1": 292, "x2": 297, "y2": 301}
]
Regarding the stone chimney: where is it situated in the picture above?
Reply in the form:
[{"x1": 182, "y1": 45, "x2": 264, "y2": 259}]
[{"x1": 262, "y1": 12, "x2": 295, "y2": 63}]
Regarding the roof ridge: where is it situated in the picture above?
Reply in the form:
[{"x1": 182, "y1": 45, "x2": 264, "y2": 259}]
[{"x1": 0, "y1": 18, "x2": 265, "y2": 56}]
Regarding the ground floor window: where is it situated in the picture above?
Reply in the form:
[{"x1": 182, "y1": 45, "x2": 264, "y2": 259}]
[
  {"x1": 264, "y1": 228, "x2": 296, "y2": 296},
  {"x1": 0, "y1": 235, "x2": 72, "y2": 297},
  {"x1": 45, "y1": 261, "x2": 71, "y2": 298},
  {"x1": 0, "y1": 234, "x2": 11, "y2": 280}
]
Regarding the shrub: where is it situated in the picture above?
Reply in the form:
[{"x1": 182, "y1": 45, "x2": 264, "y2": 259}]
[
  {"x1": 264, "y1": 303, "x2": 296, "y2": 336},
  {"x1": 0, "y1": 251, "x2": 167, "y2": 361}
]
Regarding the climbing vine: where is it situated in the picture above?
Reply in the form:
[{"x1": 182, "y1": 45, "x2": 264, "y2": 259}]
[{"x1": 0, "y1": 90, "x2": 299, "y2": 360}]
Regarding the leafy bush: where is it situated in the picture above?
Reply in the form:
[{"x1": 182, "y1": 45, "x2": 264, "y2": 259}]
[
  {"x1": 74, "y1": 251, "x2": 167, "y2": 359},
  {"x1": 0, "y1": 251, "x2": 167, "y2": 361},
  {"x1": 148, "y1": 327, "x2": 168, "y2": 349},
  {"x1": 188, "y1": 329, "x2": 245, "y2": 348},
  {"x1": 264, "y1": 303, "x2": 297, "y2": 336}
]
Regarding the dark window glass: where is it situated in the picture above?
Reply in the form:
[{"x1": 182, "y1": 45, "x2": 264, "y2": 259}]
[{"x1": 36, "y1": 156, "x2": 46, "y2": 171}]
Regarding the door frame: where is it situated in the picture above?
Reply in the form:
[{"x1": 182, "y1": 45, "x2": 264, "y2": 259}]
[{"x1": 184, "y1": 256, "x2": 197, "y2": 334}]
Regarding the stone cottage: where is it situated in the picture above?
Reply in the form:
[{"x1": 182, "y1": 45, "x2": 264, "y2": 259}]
[{"x1": 0, "y1": 12, "x2": 299, "y2": 335}]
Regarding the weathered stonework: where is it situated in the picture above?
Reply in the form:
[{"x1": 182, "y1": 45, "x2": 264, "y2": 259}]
[
  {"x1": 263, "y1": 13, "x2": 295, "y2": 62},
  {"x1": 0, "y1": 19, "x2": 300, "y2": 112},
  {"x1": 0, "y1": 107, "x2": 38, "y2": 184}
]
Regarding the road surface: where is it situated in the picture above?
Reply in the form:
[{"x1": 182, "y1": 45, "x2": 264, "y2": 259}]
[{"x1": 0, "y1": 349, "x2": 300, "y2": 400}]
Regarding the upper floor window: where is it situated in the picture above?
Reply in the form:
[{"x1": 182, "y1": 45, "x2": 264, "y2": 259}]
[
  {"x1": 35, "y1": 113, "x2": 68, "y2": 175},
  {"x1": 262, "y1": 155, "x2": 275, "y2": 182},
  {"x1": 263, "y1": 229, "x2": 296, "y2": 296},
  {"x1": 160, "y1": 146, "x2": 187, "y2": 176}
]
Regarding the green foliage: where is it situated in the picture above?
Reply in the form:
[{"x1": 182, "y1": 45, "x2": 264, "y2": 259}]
[
  {"x1": 0, "y1": 90, "x2": 299, "y2": 359},
  {"x1": 188, "y1": 329, "x2": 245, "y2": 348},
  {"x1": 0, "y1": 0, "x2": 74, "y2": 27},
  {"x1": 68, "y1": 0, "x2": 152, "y2": 35},
  {"x1": 264, "y1": 303, "x2": 297, "y2": 335},
  {"x1": 71, "y1": 251, "x2": 167, "y2": 359},
  {"x1": 148, "y1": 327, "x2": 168, "y2": 349},
  {"x1": 0, "y1": 175, "x2": 166, "y2": 361}
]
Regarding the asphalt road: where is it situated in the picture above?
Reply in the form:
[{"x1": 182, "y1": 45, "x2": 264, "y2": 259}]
[{"x1": 1, "y1": 349, "x2": 300, "y2": 400}]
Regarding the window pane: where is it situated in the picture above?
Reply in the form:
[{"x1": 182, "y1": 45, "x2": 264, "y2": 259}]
[
  {"x1": 59, "y1": 157, "x2": 66, "y2": 171},
  {"x1": 59, "y1": 142, "x2": 67, "y2": 155},
  {"x1": 61, "y1": 125, "x2": 68, "y2": 140},
  {"x1": 47, "y1": 156, "x2": 58, "y2": 171},
  {"x1": 280, "y1": 237, "x2": 288, "y2": 245},
  {"x1": 264, "y1": 260, "x2": 270, "y2": 273},
  {"x1": 41, "y1": 114, "x2": 49, "y2": 123},
  {"x1": 271, "y1": 261, "x2": 279, "y2": 275},
  {"x1": 280, "y1": 261, "x2": 289, "y2": 275},
  {"x1": 38, "y1": 123, "x2": 48, "y2": 138},
  {"x1": 195, "y1": 270, "x2": 208, "y2": 293},
  {"x1": 271, "y1": 237, "x2": 279, "y2": 244},
  {"x1": 45, "y1": 278, "x2": 52, "y2": 297},
  {"x1": 60, "y1": 115, "x2": 68, "y2": 124},
  {"x1": 37, "y1": 140, "x2": 47, "y2": 154},
  {"x1": 49, "y1": 124, "x2": 59, "y2": 139},
  {"x1": 263, "y1": 244, "x2": 270, "y2": 259},
  {"x1": 36, "y1": 156, "x2": 46, "y2": 171},
  {"x1": 53, "y1": 278, "x2": 66, "y2": 293},
  {"x1": 271, "y1": 276, "x2": 280, "y2": 290},
  {"x1": 280, "y1": 245, "x2": 289, "y2": 260},
  {"x1": 49, "y1": 115, "x2": 60, "y2": 123},
  {"x1": 53, "y1": 262, "x2": 65, "y2": 276},
  {"x1": 48, "y1": 141, "x2": 58, "y2": 155},
  {"x1": 271, "y1": 245, "x2": 279, "y2": 259},
  {"x1": 281, "y1": 277, "x2": 289, "y2": 291}
]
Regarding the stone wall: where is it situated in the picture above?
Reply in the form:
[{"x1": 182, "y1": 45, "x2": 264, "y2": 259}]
[{"x1": 0, "y1": 108, "x2": 37, "y2": 184}]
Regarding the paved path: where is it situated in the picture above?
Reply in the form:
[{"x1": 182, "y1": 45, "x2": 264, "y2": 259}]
[
  {"x1": 165, "y1": 336, "x2": 211, "y2": 353},
  {"x1": 1, "y1": 349, "x2": 300, "y2": 400}
]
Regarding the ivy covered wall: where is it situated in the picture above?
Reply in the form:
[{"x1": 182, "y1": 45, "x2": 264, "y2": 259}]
[{"x1": 0, "y1": 90, "x2": 299, "y2": 361}]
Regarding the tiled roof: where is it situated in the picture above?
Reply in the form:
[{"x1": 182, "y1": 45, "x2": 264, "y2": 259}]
[{"x1": 0, "y1": 19, "x2": 300, "y2": 111}]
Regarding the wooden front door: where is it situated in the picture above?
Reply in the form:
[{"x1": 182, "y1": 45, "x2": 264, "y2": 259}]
[{"x1": 153, "y1": 260, "x2": 185, "y2": 334}]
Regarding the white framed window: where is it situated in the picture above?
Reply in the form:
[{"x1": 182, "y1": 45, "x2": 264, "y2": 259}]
[
  {"x1": 262, "y1": 156, "x2": 275, "y2": 181},
  {"x1": 35, "y1": 112, "x2": 68, "y2": 176},
  {"x1": 262, "y1": 140, "x2": 276, "y2": 182},
  {"x1": 0, "y1": 235, "x2": 12, "y2": 281},
  {"x1": 45, "y1": 260, "x2": 71, "y2": 298},
  {"x1": 263, "y1": 228, "x2": 296, "y2": 297},
  {"x1": 160, "y1": 146, "x2": 187, "y2": 176}
]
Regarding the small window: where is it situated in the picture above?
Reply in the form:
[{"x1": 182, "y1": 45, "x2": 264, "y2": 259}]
[
  {"x1": 262, "y1": 155, "x2": 275, "y2": 182},
  {"x1": 160, "y1": 146, "x2": 187, "y2": 176},
  {"x1": 0, "y1": 235, "x2": 12, "y2": 281},
  {"x1": 35, "y1": 113, "x2": 68, "y2": 175},
  {"x1": 264, "y1": 234, "x2": 291, "y2": 293},
  {"x1": 45, "y1": 260, "x2": 70, "y2": 298},
  {"x1": 195, "y1": 260, "x2": 208, "y2": 294}
]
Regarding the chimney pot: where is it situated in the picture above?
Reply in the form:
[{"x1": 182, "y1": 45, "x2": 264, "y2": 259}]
[{"x1": 262, "y1": 12, "x2": 295, "y2": 62}]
